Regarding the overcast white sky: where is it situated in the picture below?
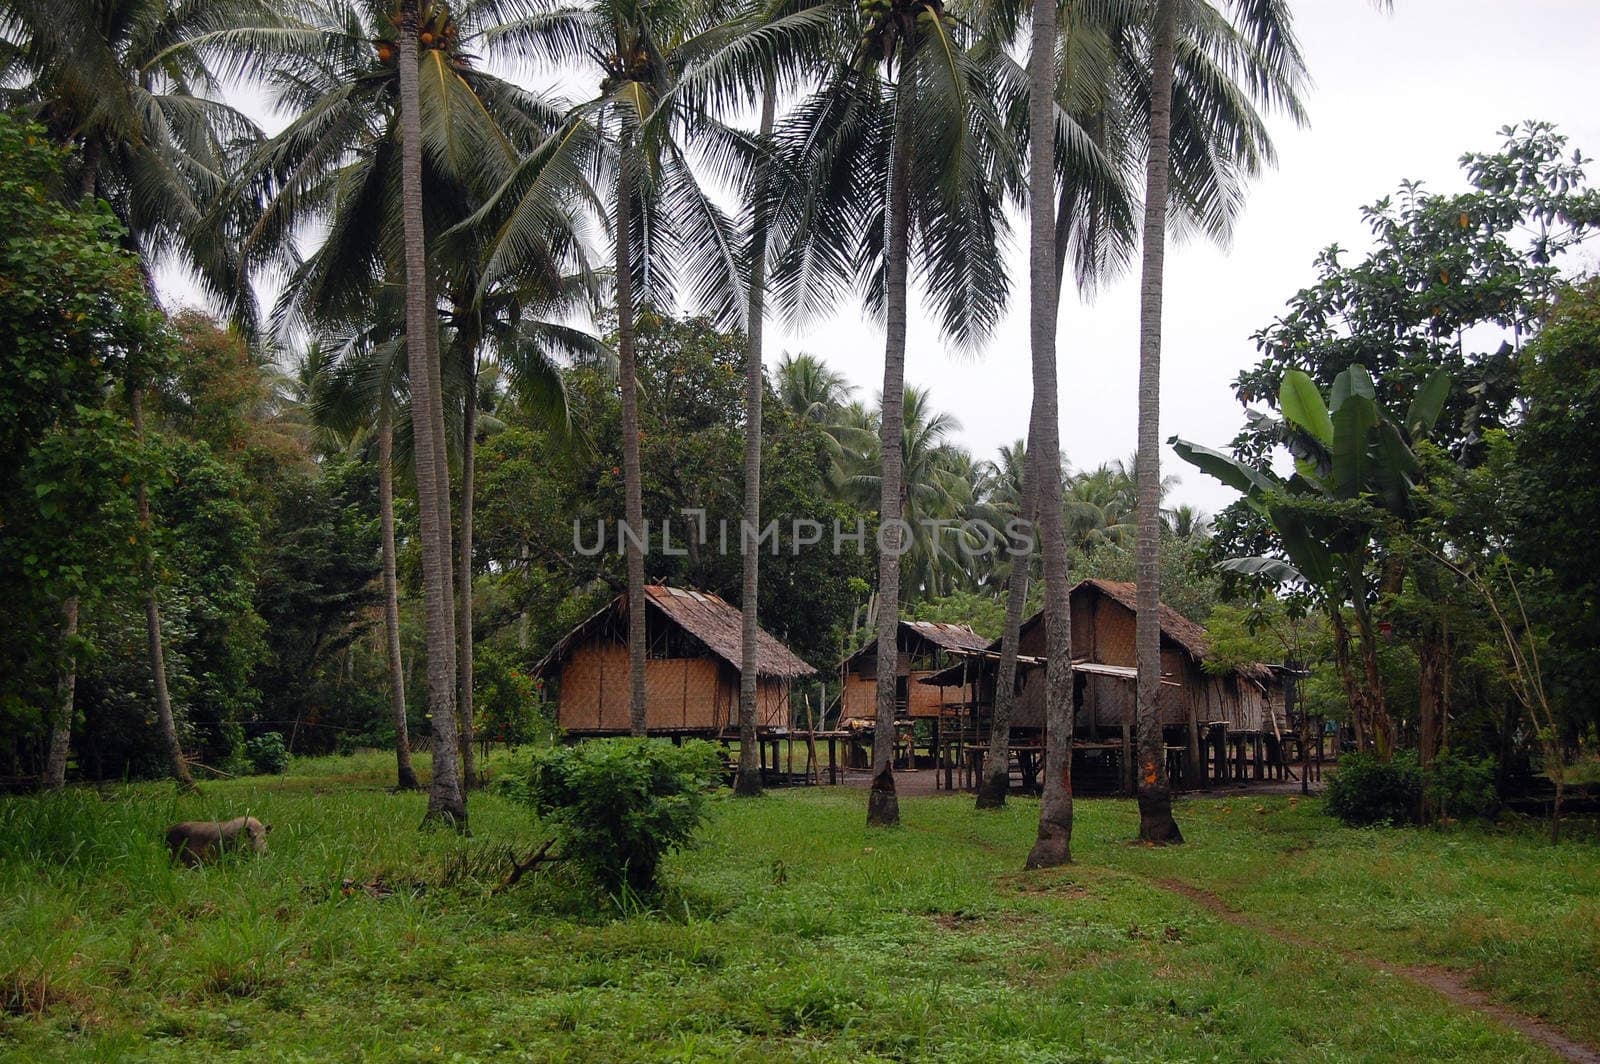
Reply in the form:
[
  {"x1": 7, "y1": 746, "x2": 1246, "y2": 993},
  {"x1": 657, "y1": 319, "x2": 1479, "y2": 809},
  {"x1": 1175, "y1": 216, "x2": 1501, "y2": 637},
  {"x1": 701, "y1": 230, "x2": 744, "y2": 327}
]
[
  {"x1": 158, "y1": 0, "x2": 1600, "y2": 516},
  {"x1": 766, "y1": 0, "x2": 1600, "y2": 515}
]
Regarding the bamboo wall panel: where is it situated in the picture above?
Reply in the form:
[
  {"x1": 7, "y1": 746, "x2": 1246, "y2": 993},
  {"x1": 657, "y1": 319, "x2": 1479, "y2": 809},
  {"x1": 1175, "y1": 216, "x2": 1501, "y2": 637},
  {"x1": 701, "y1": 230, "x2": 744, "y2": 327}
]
[
  {"x1": 907, "y1": 672, "x2": 946, "y2": 717},
  {"x1": 557, "y1": 642, "x2": 631, "y2": 731},
  {"x1": 842, "y1": 676, "x2": 875, "y2": 719},
  {"x1": 757, "y1": 679, "x2": 789, "y2": 729}
]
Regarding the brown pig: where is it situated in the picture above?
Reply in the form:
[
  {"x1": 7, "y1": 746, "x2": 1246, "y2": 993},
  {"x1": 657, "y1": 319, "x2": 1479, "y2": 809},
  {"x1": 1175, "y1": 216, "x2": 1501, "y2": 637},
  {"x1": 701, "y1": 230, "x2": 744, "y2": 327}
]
[{"x1": 165, "y1": 816, "x2": 271, "y2": 867}]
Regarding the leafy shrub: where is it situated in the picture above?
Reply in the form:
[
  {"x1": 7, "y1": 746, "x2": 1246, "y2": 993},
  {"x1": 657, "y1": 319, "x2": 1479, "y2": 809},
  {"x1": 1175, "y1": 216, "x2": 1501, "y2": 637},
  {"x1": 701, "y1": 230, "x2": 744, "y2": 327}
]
[
  {"x1": 243, "y1": 732, "x2": 290, "y2": 775},
  {"x1": 474, "y1": 646, "x2": 551, "y2": 748},
  {"x1": 507, "y1": 738, "x2": 723, "y2": 896},
  {"x1": 1425, "y1": 751, "x2": 1499, "y2": 820},
  {"x1": 1326, "y1": 751, "x2": 1422, "y2": 826}
]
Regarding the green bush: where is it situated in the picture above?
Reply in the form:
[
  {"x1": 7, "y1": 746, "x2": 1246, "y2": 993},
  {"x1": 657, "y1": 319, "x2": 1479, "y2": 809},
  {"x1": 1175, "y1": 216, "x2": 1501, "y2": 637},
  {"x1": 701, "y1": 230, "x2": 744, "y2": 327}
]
[
  {"x1": 506, "y1": 738, "x2": 723, "y2": 896},
  {"x1": 1426, "y1": 750, "x2": 1499, "y2": 820},
  {"x1": 244, "y1": 731, "x2": 290, "y2": 775},
  {"x1": 474, "y1": 646, "x2": 550, "y2": 748},
  {"x1": 1326, "y1": 751, "x2": 1422, "y2": 826}
]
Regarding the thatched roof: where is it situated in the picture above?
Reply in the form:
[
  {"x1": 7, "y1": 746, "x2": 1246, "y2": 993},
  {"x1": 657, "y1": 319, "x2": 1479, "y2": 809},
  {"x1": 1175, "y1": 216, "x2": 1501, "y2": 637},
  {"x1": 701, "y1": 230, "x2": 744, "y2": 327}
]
[
  {"x1": 981, "y1": 579, "x2": 1273, "y2": 682},
  {"x1": 533, "y1": 586, "x2": 816, "y2": 680},
  {"x1": 1082, "y1": 579, "x2": 1211, "y2": 660},
  {"x1": 839, "y1": 619, "x2": 990, "y2": 668}
]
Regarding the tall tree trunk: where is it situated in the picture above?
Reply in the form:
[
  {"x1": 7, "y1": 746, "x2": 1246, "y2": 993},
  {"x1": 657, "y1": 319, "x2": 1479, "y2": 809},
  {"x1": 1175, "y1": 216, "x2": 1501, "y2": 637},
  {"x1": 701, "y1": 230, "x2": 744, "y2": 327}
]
[
  {"x1": 736, "y1": 81, "x2": 777, "y2": 798},
  {"x1": 980, "y1": 178, "x2": 1079, "y2": 811},
  {"x1": 457, "y1": 336, "x2": 478, "y2": 788},
  {"x1": 43, "y1": 597, "x2": 79, "y2": 789},
  {"x1": 379, "y1": 409, "x2": 419, "y2": 791},
  {"x1": 129, "y1": 386, "x2": 197, "y2": 793},
  {"x1": 1345, "y1": 558, "x2": 1392, "y2": 759},
  {"x1": 1024, "y1": 0, "x2": 1074, "y2": 869},
  {"x1": 1134, "y1": 0, "x2": 1182, "y2": 845},
  {"x1": 616, "y1": 128, "x2": 649, "y2": 738},
  {"x1": 518, "y1": 540, "x2": 532, "y2": 649},
  {"x1": 977, "y1": 407, "x2": 1040, "y2": 809},
  {"x1": 1328, "y1": 605, "x2": 1367, "y2": 751},
  {"x1": 1416, "y1": 567, "x2": 1447, "y2": 784},
  {"x1": 397, "y1": 0, "x2": 465, "y2": 826},
  {"x1": 867, "y1": 71, "x2": 916, "y2": 829}
]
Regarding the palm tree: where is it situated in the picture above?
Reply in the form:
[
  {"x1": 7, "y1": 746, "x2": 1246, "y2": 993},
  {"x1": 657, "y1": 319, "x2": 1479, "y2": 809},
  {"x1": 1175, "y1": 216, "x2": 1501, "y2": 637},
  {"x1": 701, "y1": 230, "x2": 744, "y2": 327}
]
[
  {"x1": 0, "y1": 0, "x2": 262, "y2": 308},
  {"x1": 845, "y1": 388, "x2": 974, "y2": 601},
  {"x1": 735, "y1": 77, "x2": 778, "y2": 798},
  {"x1": 394, "y1": 0, "x2": 464, "y2": 823},
  {"x1": 1133, "y1": 0, "x2": 1307, "y2": 844},
  {"x1": 223, "y1": 0, "x2": 588, "y2": 803},
  {"x1": 976, "y1": 0, "x2": 1298, "y2": 812},
  {"x1": 442, "y1": 265, "x2": 603, "y2": 785},
  {"x1": 480, "y1": 0, "x2": 759, "y2": 737},
  {"x1": 1163, "y1": 502, "x2": 1209, "y2": 540},
  {"x1": 772, "y1": 0, "x2": 1014, "y2": 827},
  {"x1": 775, "y1": 352, "x2": 854, "y2": 422},
  {"x1": 1, "y1": 0, "x2": 271, "y2": 792},
  {"x1": 297, "y1": 297, "x2": 423, "y2": 791},
  {"x1": 1065, "y1": 462, "x2": 1138, "y2": 550},
  {"x1": 1019, "y1": 0, "x2": 1073, "y2": 868}
]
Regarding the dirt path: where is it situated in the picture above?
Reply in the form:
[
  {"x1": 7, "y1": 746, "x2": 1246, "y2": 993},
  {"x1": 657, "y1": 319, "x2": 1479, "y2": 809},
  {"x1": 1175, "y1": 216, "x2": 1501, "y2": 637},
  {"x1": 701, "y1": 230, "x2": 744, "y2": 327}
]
[
  {"x1": 895, "y1": 797, "x2": 1592, "y2": 1060},
  {"x1": 1152, "y1": 876, "x2": 1600, "y2": 1064}
]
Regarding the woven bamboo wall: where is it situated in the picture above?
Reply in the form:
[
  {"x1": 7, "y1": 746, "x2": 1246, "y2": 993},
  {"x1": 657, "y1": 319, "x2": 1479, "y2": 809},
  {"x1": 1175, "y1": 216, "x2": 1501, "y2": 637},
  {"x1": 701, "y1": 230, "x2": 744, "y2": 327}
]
[
  {"x1": 1012, "y1": 671, "x2": 1046, "y2": 728},
  {"x1": 1090, "y1": 600, "x2": 1136, "y2": 666},
  {"x1": 1156, "y1": 647, "x2": 1189, "y2": 725},
  {"x1": 558, "y1": 642, "x2": 631, "y2": 731},
  {"x1": 842, "y1": 675, "x2": 875, "y2": 719},
  {"x1": 907, "y1": 672, "x2": 946, "y2": 717},
  {"x1": 640, "y1": 657, "x2": 720, "y2": 729},
  {"x1": 756, "y1": 678, "x2": 789, "y2": 729},
  {"x1": 558, "y1": 640, "x2": 782, "y2": 733}
]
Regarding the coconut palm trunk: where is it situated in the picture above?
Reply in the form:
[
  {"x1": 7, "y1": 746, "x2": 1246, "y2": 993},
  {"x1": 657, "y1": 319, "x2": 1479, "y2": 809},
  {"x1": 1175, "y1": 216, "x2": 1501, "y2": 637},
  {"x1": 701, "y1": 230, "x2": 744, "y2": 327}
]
[
  {"x1": 128, "y1": 385, "x2": 197, "y2": 792},
  {"x1": 378, "y1": 408, "x2": 420, "y2": 790},
  {"x1": 1133, "y1": 0, "x2": 1182, "y2": 845},
  {"x1": 1024, "y1": 0, "x2": 1074, "y2": 869},
  {"x1": 979, "y1": 179, "x2": 1079, "y2": 811},
  {"x1": 43, "y1": 596, "x2": 79, "y2": 788},
  {"x1": 457, "y1": 335, "x2": 478, "y2": 787},
  {"x1": 977, "y1": 406, "x2": 1039, "y2": 809},
  {"x1": 866, "y1": 73, "x2": 916, "y2": 830},
  {"x1": 736, "y1": 82, "x2": 777, "y2": 798},
  {"x1": 397, "y1": 0, "x2": 465, "y2": 825},
  {"x1": 615, "y1": 130, "x2": 649, "y2": 738}
]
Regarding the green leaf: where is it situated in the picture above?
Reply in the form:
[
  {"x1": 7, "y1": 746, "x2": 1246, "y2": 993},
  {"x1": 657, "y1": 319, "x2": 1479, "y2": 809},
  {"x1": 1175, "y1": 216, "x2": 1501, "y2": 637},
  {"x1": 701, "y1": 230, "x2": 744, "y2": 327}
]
[
  {"x1": 1280, "y1": 370, "x2": 1333, "y2": 446},
  {"x1": 1217, "y1": 556, "x2": 1306, "y2": 584},
  {"x1": 1331, "y1": 365, "x2": 1376, "y2": 413},
  {"x1": 1266, "y1": 504, "x2": 1336, "y2": 586},
  {"x1": 1169, "y1": 437, "x2": 1283, "y2": 501},
  {"x1": 1405, "y1": 368, "x2": 1452, "y2": 438},
  {"x1": 1330, "y1": 393, "x2": 1378, "y2": 499}
]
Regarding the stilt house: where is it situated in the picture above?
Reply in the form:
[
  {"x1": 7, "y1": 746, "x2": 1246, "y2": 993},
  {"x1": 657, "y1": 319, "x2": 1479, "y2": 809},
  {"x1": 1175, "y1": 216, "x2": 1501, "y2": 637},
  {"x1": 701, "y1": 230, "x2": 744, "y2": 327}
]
[
  {"x1": 837, "y1": 620, "x2": 993, "y2": 723},
  {"x1": 533, "y1": 586, "x2": 815, "y2": 735},
  {"x1": 920, "y1": 579, "x2": 1286, "y2": 792}
]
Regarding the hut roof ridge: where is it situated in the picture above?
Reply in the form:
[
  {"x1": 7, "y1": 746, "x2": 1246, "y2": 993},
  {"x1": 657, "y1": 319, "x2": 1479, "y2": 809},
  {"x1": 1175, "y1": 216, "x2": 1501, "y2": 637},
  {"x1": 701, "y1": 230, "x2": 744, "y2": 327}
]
[{"x1": 533, "y1": 585, "x2": 815, "y2": 680}]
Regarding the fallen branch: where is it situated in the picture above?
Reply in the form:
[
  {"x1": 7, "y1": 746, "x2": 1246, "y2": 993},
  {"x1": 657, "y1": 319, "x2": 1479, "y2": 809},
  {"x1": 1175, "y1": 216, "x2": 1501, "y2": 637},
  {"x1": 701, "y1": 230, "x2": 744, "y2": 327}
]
[
  {"x1": 186, "y1": 759, "x2": 235, "y2": 779},
  {"x1": 493, "y1": 838, "x2": 562, "y2": 895}
]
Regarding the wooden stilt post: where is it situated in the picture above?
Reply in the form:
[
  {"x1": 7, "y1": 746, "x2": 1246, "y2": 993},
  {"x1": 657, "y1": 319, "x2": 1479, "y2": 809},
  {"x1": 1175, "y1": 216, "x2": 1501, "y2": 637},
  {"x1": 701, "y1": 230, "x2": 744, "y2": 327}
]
[{"x1": 1187, "y1": 713, "x2": 1202, "y2": 791}]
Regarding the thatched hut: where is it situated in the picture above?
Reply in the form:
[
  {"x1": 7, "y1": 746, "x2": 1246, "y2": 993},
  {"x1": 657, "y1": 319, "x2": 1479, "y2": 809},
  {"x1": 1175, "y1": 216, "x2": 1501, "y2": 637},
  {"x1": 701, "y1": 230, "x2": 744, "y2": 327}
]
[
  {"x1": 837, "y1": 619, "x2": 992, "y2": 723},
  {"x1": 533, "y1": 586, "x2": 815, "y2": 735},
  {"x1": 920, "y1": 579, "x2": 1285, "y2": 791}
]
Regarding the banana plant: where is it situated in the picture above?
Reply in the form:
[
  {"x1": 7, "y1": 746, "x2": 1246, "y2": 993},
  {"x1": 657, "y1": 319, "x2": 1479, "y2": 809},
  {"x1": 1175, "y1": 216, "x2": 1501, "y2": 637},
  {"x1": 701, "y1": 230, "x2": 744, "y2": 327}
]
[{"x1": 1171, "y1": 363, "x2": 1450, "y2": 758}]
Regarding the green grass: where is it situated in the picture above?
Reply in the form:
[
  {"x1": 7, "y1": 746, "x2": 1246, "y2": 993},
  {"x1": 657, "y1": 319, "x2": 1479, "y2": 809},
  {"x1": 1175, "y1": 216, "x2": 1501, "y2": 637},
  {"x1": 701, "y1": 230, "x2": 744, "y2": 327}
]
[{"x1": 0, "y1": 753, "x2": 1594, "y2": 1062}]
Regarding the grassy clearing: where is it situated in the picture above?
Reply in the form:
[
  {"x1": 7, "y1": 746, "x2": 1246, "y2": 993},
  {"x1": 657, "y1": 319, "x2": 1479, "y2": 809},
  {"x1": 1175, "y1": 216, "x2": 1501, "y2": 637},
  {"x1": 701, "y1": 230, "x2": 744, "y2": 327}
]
[{"x1": 0, "y1": 753, "x2": 1593, "y2": 1062}]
